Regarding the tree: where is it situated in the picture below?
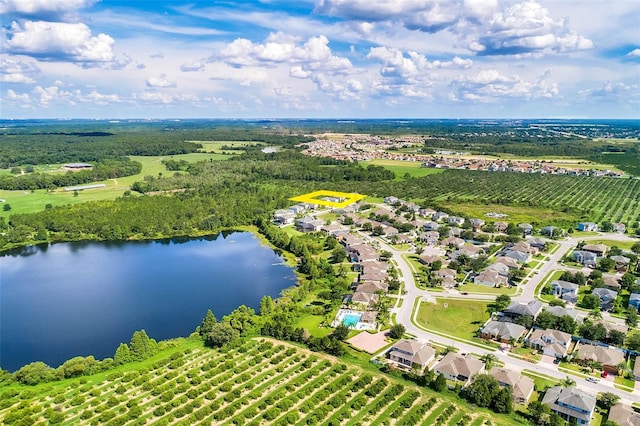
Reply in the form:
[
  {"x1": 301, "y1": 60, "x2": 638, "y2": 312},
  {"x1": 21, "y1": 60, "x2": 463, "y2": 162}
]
[
  {"x1": 113, "y1": 343, "x2": 132, "y2": 365},
  {"x1": 598, "y1": 258, "x2": 615, "y2": 272},
  {"x1": 388, "y1": 324, "x2": 406, "y2": 339},
  {"x1": 588, "y1": 308, "x2": 603, "y2": 321},
  {"x1": 466, "y1": 374, "x2": 500, "y2": 408},
  {"x1": 259, "y1": 296, "x2": 276, "y2": 316},
  {"x1": 200, "y1": 309, "x2": 218, "y2": 336},
  {"x1": 527, "y1": 400, "x2": 551, "y2": 425},
  {"x1": 626, "y1": 306, "x2": 638, "y2": 328},
  {"x1": 431, "y1": 373, "x2": 446, "y2": 391},
  {"x1": 535, "y1": 311, "x2": 558, "y2": 329},
  {"x1": 597, "y1": 392, "x2": 620, "y2": 410},
  {"x1": 514, "y1": 315, "x2": 533, "y2": 328},
  {"x1": 492, "y1": 387, "x2": 513, "y2": 414},
  {"x1": 556, "y1": 315, "x2": 577, "y2": 334},
  {"x1": 607, "y1": 330, "x2": 625, "y2": 346},
  {"x1": 493, "y1": 294, "x2": 512, "y2": 312},
  {"x1": 205, "y1": 322, "x2": 240, "y2": 348},
  {"x1": 2, "y1": 203, "x2": 10, "y2": 211},
  {"x1": 631, "y1": 242, "x2": 640, "y2": 254},
  {"x1": 581, "y1": 293, "x2": 601, "y2": 310},
  {"x1": 129, "y1": 330, "x2": 158, "y2": 361},
  {"x1": 625, "y1": 330, "x2": 640, "y2": 351},
  {"x1": 621, "y1": 273, "x2": 637, "y2": 290},
  {"x1": 559, "y1": 376, "x2": 575, "y2": 387},
  {"x1": 330, "y1": 246, "x2": 347, "y2": 263},
  {"x1": 332, "y1": 324, "x2": 349, "y2": 341},
  {"x1": 480, "y1": 353, "x2": 498, "y2": 370}
]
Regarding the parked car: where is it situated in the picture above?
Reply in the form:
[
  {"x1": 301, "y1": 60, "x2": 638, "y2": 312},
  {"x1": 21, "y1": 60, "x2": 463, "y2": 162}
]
[
  {"x1": 553, "y1": 358, "x2": 560, "y2": 364},
  {"x1": 586, "y1": 377, "x2": 598, "y2": 383},
  {"x1": 601, "y1": 371, "x2": 608, "y2": 378}
]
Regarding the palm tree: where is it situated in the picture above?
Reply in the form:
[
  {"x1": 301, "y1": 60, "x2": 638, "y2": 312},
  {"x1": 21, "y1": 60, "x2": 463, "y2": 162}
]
[
  {"x1": 559, "y1": 376, "x2": 576, "y2": 387},
  {"x1": 481, "y1": 353, "x2": 498, "y2": 370},
  {"x1": 588, "y1": 308, "x2": 603, "y2": 321}
]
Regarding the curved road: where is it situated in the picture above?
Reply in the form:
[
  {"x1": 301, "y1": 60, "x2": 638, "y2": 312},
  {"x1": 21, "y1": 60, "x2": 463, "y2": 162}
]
[{"x1": 379, "y1": 232, "x2": 640, "y2": 405}]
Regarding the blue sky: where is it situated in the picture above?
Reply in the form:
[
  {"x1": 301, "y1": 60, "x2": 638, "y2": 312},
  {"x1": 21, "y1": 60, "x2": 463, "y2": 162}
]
[{"x1": 1, "y1": 0, "x2": 638, "y2": 118}]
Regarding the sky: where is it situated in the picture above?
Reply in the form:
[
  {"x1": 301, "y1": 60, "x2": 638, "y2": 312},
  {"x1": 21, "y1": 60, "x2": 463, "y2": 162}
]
[{"x1": 1, "y1": 0, "x2": 639, "y2": 119}]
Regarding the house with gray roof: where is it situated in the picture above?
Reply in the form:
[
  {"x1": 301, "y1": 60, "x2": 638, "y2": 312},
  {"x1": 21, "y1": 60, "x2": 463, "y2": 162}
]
[
  {"x1": 447, "y1": 216, "x2": 465, "y2": 226},
  {"x1": 612, "y1": 223, "x2": 626, "y2": 234},
  {"x1": 387, "y1": 339, "x2": 436, "y2": 371},
  {"x1": 469, "y1": 218, "x2": 485, "y2": 230},
  {"x1": 488, "y1": 367, "x2": 534, "y2": 404},
  {"x1": 540, "y1": 226, "x2": 560, "y2": 237},
  {"x1": 480, "y1": 320, "x2": 526, "y2": 343},
  {"x1": 518, "y1": 223, "x2": 533, "y2": 235},
  {"x1": 493, "y1": 256, "x2": 521, "y2": 269},
  {"x1": 526, "y1": 328, "x2": 572, "y2": 358},
  {"x1": 578, "y1": 222, "x2": 598, "y2": 232},
  {"x1": 504, "y1": 300, "x2": 543, "y2": 320},
  {"x1": 503, "y1": 249, "x2": 531, "y2": 264},
  {"x1": 544, "y1": 306, "x2": 580, "y2": 321},
  {"x1": 486, "y1": 262, "x2": 510, "y2": 277},
  {"x1": 541, "y1": 386, "x2": 596, "y2": 425},
  {"x1": 550, "y1": 280, "x2": 579, "y2": 303},
  {"x1": 474, "y1": 270, "x2": 509, "y2": 287},
  {"x1": 592, "y1": 288, "x2": 618, "y2": 311},
  {"x1": 441, "y1": 236, "x2": 465, "y2": 248},
  {"x1": 573, "y1": 250, "x2": 597, "y2": 267}
]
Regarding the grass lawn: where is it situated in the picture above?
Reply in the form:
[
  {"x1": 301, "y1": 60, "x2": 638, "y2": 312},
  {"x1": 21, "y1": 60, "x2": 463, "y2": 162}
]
[
  {"x1": 535, "y1": 270, "x2": 564, "y2": 298},
  {"x1": 280, "y1": 226, "x2": 303, "y2": 237},
  {"x1": 589, "y1": 239, "x2": 636, "y2": 251},
  {"x1": 360, "y1": 159, "x2": 445, "y2": 180},
  {"x1": 415, "y1": 298, "x2": 490, "y2": 341},
  {"x1": 457, "y1": 283, "x2": 516, "y2": 295},
  {"x1": 296, "y1": 314, "x2": 332, "y2": 337},
  {"x1": 614, "y1": 375, "x2": 636, "y2": 390},
  {"x1": 438, "y1": 202, "x2": 579, "y2": 226},
  {"x1": 511, "y1": 346, "x2": 542, "y2": 363},
  {"x1": 188, "y1": 140, "x2": 265, "y2": 153},
  {"x1": 521, "y1": 371, "x2": 558, "y2": 392},
  {"x1": 0, "y1": 152, "x2": 232, "y2": 218}
]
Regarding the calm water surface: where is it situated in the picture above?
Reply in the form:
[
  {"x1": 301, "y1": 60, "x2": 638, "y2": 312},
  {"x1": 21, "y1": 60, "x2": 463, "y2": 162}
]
[{"x1": 0, "y1": 232, "x2": 296, "y2": 371}]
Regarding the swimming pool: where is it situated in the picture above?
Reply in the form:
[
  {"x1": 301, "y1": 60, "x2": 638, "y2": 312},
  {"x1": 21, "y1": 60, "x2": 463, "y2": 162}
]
[{"x1": 342, "y1": 313, "x2": 362, "y2": 327}]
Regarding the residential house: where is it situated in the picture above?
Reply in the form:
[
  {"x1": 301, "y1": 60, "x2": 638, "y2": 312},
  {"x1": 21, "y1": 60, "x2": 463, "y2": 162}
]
[
  {"x1": 423, "y1": 221, "x2": 441, "y2": 231},
  {"x1": 419, "y1": 254, "x2": 442, "y2": 266},
  {"x1": 612, "y1": 223, "x2": 626, "y2": 234},
  {"x1": 493, "y1": 256, "x2": 521, "y2": 270},
  {"x1": 544, "y1": 306, "x2": 581, "y2": 321},
  {"x1": 494, "y1": 221, "x2": 508, "y2": 233},
  {"x1": 503, "y1": 249, "x2": 531, "y2": 264},
  {"x1": 339, "y1": 233, "x2": 364, "y2": 248},
  {"x1": 418, "y1": 231, "x2": 440, "y2": 245},
  {"x1": 355, "y1": 282, "x2": 386, "y2": 294},
  {"x1": 541, "y1": 386, "x2": 596, "y2": 426},
  {"x1": 629, "y1": 293, "x2": 640, "y2": 312},
  {"x1": 594, "y1": 320, "x2": 628, "y2": 336},
  {"x1": 432, "y1": 211, "x2": 450, "y2": 222},
  {"x1": 469, "y1": 218, "x2": 485, "y2": 230},
  {"x1": 289, "y1": 204, "x2": 307, "y2": 214},
  {"x1": 448, "y1": 227, "x2": 463, "y2": 237},
  {"x1": 457, "y1": 244, "x2": 484, "y2": 258},
  {"x1": 480, "y1": 320, "x2": 526, "y2": 343},
  {"x1": 510, "y1": 241, "x2": 536, "y2": 254},
  {"x1": 488, "y1": 367, "x2": 534, "y2": 404},
  {"x1": 419, "y1": 208, "x2": 436, "y2": 218},
  {"x1": 602, "y1": 275, "x2": 621, "y2": 290},
  {"x1": 634, "y1": 357, "x2": 640, "y2": 381},
  {"x1": 486, "y1": 262, "x2": 510, "y2": 278},
  {"x1": 474, "y1": 270, "x2": 509, "y2": 287},
  {"x1": 296, "y1": 216, "x2": 324, "y2": 232},
  {"x1": 573, "y1": 250, "x2": 597, "y2": 267},
  {"x1": 504, "y1": 300, "x2": 544, "y2": 320},
  {"x1": 432, "y1": 353, "x2": 484, "y2": 386},
  {"x1": 321, "y1": 224, "x2": 345, "y2": 236},
  {"x1": 348, "y1": 244, "x2": 379, "y2": 264},
  {"x1": 351, "y1": 291, "x2": 379, "y2": 308},
  {"x1": 359, "y1": 270, "x2": 388, "y2": 285},
  {"x1": 582, "y1": 243, "x2": 607, "y2": 258},
  {"x1": 610, "y1": 255, "x2": 631, "y2": 272},
  {"x1": 447, "y1": 216, "x2": 465, "y2": 226},
  {"x1": 518, "y1": 223, "x2": 533, "y2": 235},
  {"x1": 384, "y1": 196, "x2": 399, "y2": 205},
  {"x1": 359, "y1": 311, "x2": 378, "y2": 326},
  {"x1": 578, "y1": 222, "x2": 599, "y2": 232},
  {"x1": 575, "y1": 344, "x2": 625, "y2": 374},
  {"x1": 529, "y1": 238, "x2": 547, "y2": 250},
  {"x1": 382, "y1": 225, "x2": 399, "y2": 237},
  {"x1": 608, "y1": 403, "x2": 640, "y2": 426},
  {"x1": 540, "y1": 226, "x2": 560, "y2": 237},
  {"x1": 441, "y1": 236, "x2": 465, "y2": 248},
  {"x1": 550, "y1": 280, "x2": 579, "y2": 303},
  {"x1": 387, "y1": 340, "x2": 436, "y2": 371},
  {"x1": 273, "y1": 209, "x2": 296, "y2": 225},
  {"x1": 526, "y1": 328, "x2": 572, "y2": 358},
  {"x1": 591, "y1": 288, "x2": 618, "y2": 311}
]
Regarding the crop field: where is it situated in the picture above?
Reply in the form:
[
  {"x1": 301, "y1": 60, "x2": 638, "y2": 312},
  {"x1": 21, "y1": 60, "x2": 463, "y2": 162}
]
[
  {"x1": 422, "y1": 170, "x2": 640, "y2": 226},
  {"x1": 0, "y1": 338, "x2": 509, "y2": 426},
  {"x1": 360, "y1": 159, "x2": 445, "y2": 180}
]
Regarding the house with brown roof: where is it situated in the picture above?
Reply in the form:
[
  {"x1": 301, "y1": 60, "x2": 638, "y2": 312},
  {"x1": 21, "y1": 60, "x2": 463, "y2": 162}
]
[
  {"x1": 608, "y1": 404, "x2": 640, "y2": 426},
  {"x1": 351, "y1": 291, "x2": 379, "y2": 308},
  {"x1": 480, "y1": 320, "x2": 526, "y2": 343},
  {"x1": 582, "y1": 243, "x2": 607, "y2": 258},
  {"x1": 575, "y1": 344, "x2": 625, "y2": 374},
  {"x1": 387, "y1": 339, "x2": 436, "y2": 372},
  {"x1": 488, "y1": 367, "x2": 534, "y2": 404},
  {"x1": 441, "y1": 236, "x2": 465, "y2": 248},
  {"x1": 493, "y1": 256, "x2": 521, "y2": 269},
  {"x1": 603, "y1": 275, "x2": 621, "y2": 290},
  {"x1": 474, "y1": 270, "x2": 509, "y2": 287},
  {"x1": 432, "y1": 353, "x2": 484, "y2": 386},
  {"x1": 419, "y1": 254, "x2": 442, "y2": 265}
]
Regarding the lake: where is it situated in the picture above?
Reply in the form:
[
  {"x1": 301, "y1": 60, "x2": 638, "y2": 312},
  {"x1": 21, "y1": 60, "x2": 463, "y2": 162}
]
[{"x1": 0, "y1": 232, "x2": 296, "y2": 372}]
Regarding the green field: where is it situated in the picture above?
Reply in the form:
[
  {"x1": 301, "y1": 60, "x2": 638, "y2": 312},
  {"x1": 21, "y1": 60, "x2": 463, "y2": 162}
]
[
  {"x1": 457, "y1": 283, "x2": 517, "y2": 295},
  {"x1": 415, "y1": 298, "x2": 490, "y2": 341},
  {"x1": 0, "y1": 153, "x2": 230, "y2": 217},
  {"x1": 191, "y1": 141, "x2": 266, "y2": 154},
  {"x1": 361, "y1": 159, "x2": 445, "y2": 180},
  {"x1": 0, "y1": 338, "x2": 512, "y2": 426}
]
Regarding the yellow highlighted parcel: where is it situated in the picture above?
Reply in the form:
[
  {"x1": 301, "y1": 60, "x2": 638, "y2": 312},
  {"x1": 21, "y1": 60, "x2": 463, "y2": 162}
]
[{"x1": 289, "y1": 190, "x2": 366, "y2": 209}]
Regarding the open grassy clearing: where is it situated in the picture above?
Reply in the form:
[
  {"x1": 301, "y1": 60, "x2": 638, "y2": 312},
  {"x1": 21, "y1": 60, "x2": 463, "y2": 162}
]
[
  {"x1": 439, "y1": 202, "x2": 579, "y2": 227},
  {"x1": 0, "y1": 337, "x2": 513, "y2": 426},
  {"x1": 415, "y1": 298, "x2": 490, "y2": 342},
  {"x1": 0, "y1": 153, "x2": 230, "y2": 218},
  {"x1": 587, "y1": 239, "x2": 637, "y2": 251},
  {"x1": 457, "y1": 283, "x2": 517, "y2": 295},
  {"x1": 361, "y1": 159, "x2": 446, "y2": 179},
  {"x1": 191, "y1": 141, "x2": 266, "y2": 154}
]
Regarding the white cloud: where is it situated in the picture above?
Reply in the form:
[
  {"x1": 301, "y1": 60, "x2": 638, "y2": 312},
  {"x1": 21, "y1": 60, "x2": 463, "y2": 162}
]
[
  {"x1": 627, "y1": 48, "x2": 640, "y2": 58},
  {"x1": 471, "y1": 1, "x2": 593, "y2": 55},
  {"x1": 180, "y1": 62, "x2": 205, "y2": 72},
  {"x1": 579, "y1": 81, "x2": 639, "y2": 101},
  {"x1": 145, "y1": 74, "x2": 177, "y2": 88},
  {"x1": 32, "y1": 85, "x2": 75, "y2": 105},
  {"x1": 0, "y1": 0, "x2": 95, "y2": 18},
  {"x1": 76, "y1": 90, "x2": 121, "y2": 105},
  {"x1": 5, "y1": 21, "x2": 115, "y2": 62},
  {"x1": 6, "y1": 89, "x2": 31, "y2": 103},
  {"x1": 0, "y1": 58, "x2": 40, "y2": 84},
  {"x1": 219, "y1": 33, "x2": 353, "y2": 74},
  {"x1": 315, "y1": 0, "x2": 429, "y2": 22},
  {"x1": 450, "y1": 69, "x2": 558, "y2": 101}
]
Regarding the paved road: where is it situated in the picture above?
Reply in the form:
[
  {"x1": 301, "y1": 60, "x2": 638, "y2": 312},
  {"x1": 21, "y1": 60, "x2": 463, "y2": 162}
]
[{"x1": 381, "y1": 233, "x2": 640, "y2": 405}]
